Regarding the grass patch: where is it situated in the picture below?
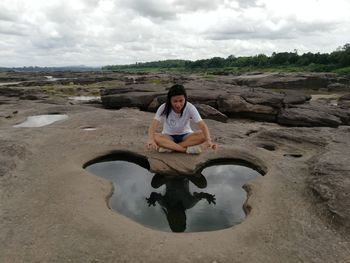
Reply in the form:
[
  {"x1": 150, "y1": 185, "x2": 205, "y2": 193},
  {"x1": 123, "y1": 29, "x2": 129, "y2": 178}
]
[
  {"x1": 39, "y1": 84, "x2": 102, "y2": 97},
  {"x1": 332, "y1": 66, "x2": 350, "y2": 75},
  {"x1": 201, "y1": 73, "x2": 215, "y2": 80},
  {"x1": 147, "y1": 78, "x2": 162, "y2": 85}
]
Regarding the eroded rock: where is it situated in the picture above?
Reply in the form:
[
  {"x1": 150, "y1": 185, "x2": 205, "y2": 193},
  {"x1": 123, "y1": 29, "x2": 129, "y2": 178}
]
[
  {"x1": 277, "y1": 107, "x2": 342, "y2": 127},
  {"x1": 194, "y1": 104, "x2": 228, "y2": 123},
  {"x1": 1, "y1": 97, "x2": 349, "y2": 262},
  {"x1": 228, "y1": 72, "x2": 350, "y2": 90},
  {"x1": 338, "y1": 93, "x2": 350, "y2": 108},
  {"x1": 308, "y1": 127, "x2": 350, "y2": 234},
  {"x1": 101, "y1": 91, "x2": 165, "y2": 110}
]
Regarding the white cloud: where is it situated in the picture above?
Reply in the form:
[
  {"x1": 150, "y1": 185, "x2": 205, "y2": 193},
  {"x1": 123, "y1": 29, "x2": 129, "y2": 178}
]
[{"x1": 0, "y1": 0, "x2": 349, "y2": 66}]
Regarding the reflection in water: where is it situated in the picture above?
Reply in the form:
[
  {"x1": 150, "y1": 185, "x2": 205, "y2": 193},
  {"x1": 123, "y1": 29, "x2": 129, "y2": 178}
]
[
  {"x1": 68, "y1": 96, "x2": 100, "y2": 101},
  {"x1": 0, "y1": 82, "x2": 22, "y2": 86},
  {"x1": 85, "y1": 160, "x2": 261, "y2": 232},
  {"x1": 13, "y1": 114, "x2": 68, "y2": 127},
  {"x1": 146, "y1": 174, "x2": 215, "y2": 232},
  {"x1": 82, "y1": 127, "x2": 97, "y2": 131}
]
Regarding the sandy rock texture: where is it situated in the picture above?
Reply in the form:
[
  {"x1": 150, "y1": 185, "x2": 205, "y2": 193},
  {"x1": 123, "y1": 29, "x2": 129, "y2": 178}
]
[{"x1": 0, "y1": 72, "x2": 350, "y2": 262}]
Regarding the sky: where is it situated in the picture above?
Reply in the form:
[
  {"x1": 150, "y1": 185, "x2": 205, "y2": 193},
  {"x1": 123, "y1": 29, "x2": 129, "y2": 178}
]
[{"x1": 1, "y1": 0, "x2": 350, "y2": 67}]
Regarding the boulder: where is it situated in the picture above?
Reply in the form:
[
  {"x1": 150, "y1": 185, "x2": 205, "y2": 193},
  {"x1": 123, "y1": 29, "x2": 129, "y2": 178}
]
[
  {"x1": 187, "y1": 90, "x2": 227, "y2": 108},
  {"x1": 277, "y1": 107, "x2": 342, "y2": 127},
  {"x1": 0, "y1": 87, "x2": 24, "y2": 97},
  {"x1": 101, "y1": 92, "x2": 165, "y2": 110},
  {"x1": 338, "y1": 93, "x2": 350, "y2": 108},
  {"x1": 218, "y1": 95, "x2": 276, "y2": 114},
  {"x1": 218, "y1": 95, "x2": 277, "y2": 122},
  {"x1": 283, "y1": 94, "x2": 311, "y2": 105},
  {"x1": 100, "y1": 84, "x2": 169, "y2": 110},
  {"x1": 100, "y1": 84, "x2": 164, "y2": 96},
  {"x1": 194, "y1": 104, "x2": 228, "y2": 123},
  {"x1": 229, "y1": 73, "x2": 350, "y2": 90},
  {"x1": 241, "y1": 90, "x2": 284, "y2": 108},
  {"x1": 327, "y1": 83, "x2": 349, "y2": 91},
  {"x1": 0, "y1": 87, "x2": 44, "y2": 100},
  {"x1": 291, "y1": 103, "x2": 350, "y2": 125},
  {"x1": 147, "y1": 95, "x2": 167, "y2": 112},
  {"x1": 147, "y1": 97, "x2": 229, "y2": 123}
]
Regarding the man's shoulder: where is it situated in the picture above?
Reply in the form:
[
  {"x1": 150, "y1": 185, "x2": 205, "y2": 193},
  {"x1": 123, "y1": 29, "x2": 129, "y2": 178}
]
[
  {"x1": 186, "y1": 102, "x2": 196, "y2": 109},
  {"x1": 155, "y1": 103, "x2": 166, "y2": 118},
  {"x1": 156, "y1": 103, "x2": 166, "y2": 112},
  {"x1": 186, "y1": 102, "x2": 199, "y2": 113}
]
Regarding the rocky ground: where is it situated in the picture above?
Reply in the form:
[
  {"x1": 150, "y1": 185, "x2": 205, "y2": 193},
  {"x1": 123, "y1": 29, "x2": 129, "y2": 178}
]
[{"x1": 0, "y1": 71, "x2": 349, "y2": 262}]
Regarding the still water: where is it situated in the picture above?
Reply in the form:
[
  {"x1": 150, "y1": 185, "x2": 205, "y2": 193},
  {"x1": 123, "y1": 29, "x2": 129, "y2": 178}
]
[
  {"x1": 68, "y1": 96, "x2": 100, "y2": 101},
  {"x1": 85, "y1": 160, "x2": 261, "y2": 233},
  {"x1": 14, "y1": 114, "x2": 68, "y2": 127}
]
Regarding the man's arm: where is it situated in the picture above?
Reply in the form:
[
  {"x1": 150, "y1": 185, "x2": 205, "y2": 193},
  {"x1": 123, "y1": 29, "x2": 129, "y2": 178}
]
[
  {"x1": 198, "y1": 120, "x2": 217, "y2": 149},
  {"x1": 193, "y1": 192, "x2": 216, "y2": 204},
  {"x1": 145, "y1": 119, "x2": 160, "y2": 150},
  {"x1": 146, "y1": 192, "x2": 162, "y2": 206}
]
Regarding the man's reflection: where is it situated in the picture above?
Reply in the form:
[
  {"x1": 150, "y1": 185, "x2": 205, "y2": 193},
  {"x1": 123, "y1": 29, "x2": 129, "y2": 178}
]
[{"x1": 146, "y1": 173, "x2": 216, "y2": 232}]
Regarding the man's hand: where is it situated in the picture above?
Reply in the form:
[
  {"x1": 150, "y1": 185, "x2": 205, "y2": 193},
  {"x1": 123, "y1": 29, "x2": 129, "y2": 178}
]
[
  {"x1": 146, "y1": 192, "x2": 162, "y2": 206},
  {"x1": 204, "y1": 193, "x2": 216, "y2": 204},
  {"x1": 206, "y1": 139, "x2": 217, "y2": 150},
  {"x1": 194, "y1": 192, "x2": 216, "y2": 205},
  {"x1": 145, "y1": 139, "x2": 158, "y2": 151}
]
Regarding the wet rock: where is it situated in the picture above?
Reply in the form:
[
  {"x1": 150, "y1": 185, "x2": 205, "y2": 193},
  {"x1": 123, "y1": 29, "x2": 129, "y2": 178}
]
[{"x1": 194, "y1": 104, "x2": 228, "y2": 123}]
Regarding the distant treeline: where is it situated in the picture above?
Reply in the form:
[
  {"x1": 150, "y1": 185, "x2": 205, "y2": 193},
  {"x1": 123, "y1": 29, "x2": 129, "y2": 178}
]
[
  {"x1": 0, "y1": 66, "x2": 101, "y2": 72},
  {"x1": 103, "y1": 44, "x2": 350, "y2": 74}
]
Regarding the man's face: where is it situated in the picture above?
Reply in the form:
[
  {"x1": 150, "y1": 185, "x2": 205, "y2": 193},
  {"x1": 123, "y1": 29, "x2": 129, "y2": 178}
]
[{"x1": 170, "y1": 95, "x2": 185, "y2": 113}]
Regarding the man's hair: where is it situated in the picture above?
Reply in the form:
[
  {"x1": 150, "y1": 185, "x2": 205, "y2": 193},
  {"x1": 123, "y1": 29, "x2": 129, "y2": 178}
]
[{"x1": 161, "y1": 84, "x2": 187, "y2": 118}]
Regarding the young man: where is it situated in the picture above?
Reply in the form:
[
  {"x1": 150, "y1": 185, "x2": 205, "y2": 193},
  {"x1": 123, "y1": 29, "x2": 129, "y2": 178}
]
[{"x1": 145, "y1": 84, "x2": 217, "y2": 154}]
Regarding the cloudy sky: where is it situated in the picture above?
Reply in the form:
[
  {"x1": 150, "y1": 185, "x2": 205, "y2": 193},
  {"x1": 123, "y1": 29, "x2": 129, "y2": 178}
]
[{"x1": 1, "y1": 0, "x2": 350, "y2": 67}]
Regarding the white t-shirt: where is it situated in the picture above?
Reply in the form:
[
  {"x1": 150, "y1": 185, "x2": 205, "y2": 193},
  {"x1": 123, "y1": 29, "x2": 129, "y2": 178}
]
[{"x1": 154, "y1": 102, "x2": 202, "y2": 135}]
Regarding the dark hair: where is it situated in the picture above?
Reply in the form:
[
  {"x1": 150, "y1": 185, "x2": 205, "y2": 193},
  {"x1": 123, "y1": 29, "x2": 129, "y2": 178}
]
[{"x1": 161, "y1": 84, "x2": 187, "y2": 118}]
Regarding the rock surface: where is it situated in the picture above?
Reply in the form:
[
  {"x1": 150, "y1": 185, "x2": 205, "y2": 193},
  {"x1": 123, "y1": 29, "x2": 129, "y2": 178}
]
[
  {"x1": 277, "y1": 107, "x2": 342, "y2": 127},
  {"x1": 0, "y1": 72, "x2": 350, "y2": 262},
  {"x1": 338, "y1": 93, "x2": 350, "y2": 108},
  {"x1": 194, "y1": 103, "x2": 228, "y2": 123},
  {"x1": 308, "y1": 126, "x2": 350, "y2": 234},
  {"x1": 98, "y1": 78, "x2": 349, "y2": 127},
  {"x1": 224, "y1": 72, "x2": 350, "y2": 90}
]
